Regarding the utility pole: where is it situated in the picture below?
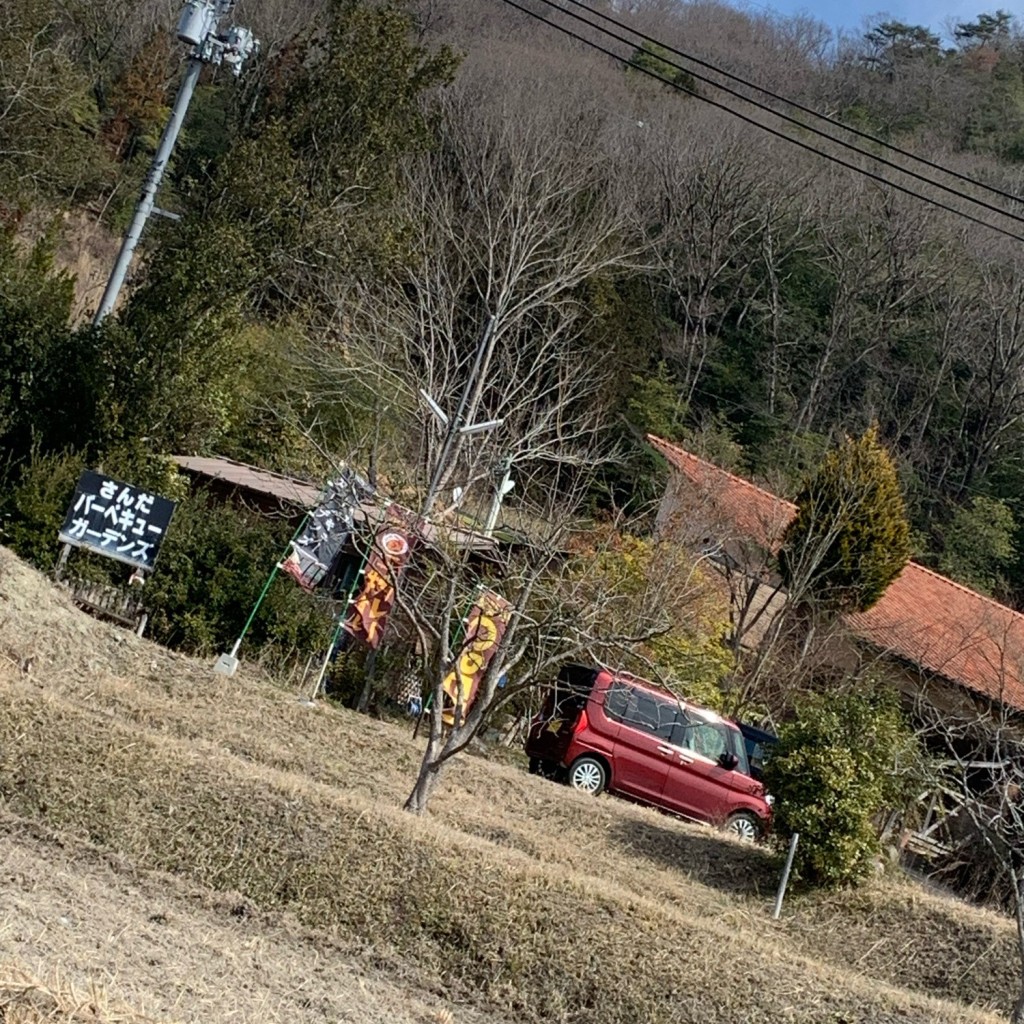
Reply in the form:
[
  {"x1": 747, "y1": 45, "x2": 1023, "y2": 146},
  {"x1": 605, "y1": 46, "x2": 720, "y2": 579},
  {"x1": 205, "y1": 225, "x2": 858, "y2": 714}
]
[{"x1": 93, "y1": 0, "x2": 257, "y2": 325}]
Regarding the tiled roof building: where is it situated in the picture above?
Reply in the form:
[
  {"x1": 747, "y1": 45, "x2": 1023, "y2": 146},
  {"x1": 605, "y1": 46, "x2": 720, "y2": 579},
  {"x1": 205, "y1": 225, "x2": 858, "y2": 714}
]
[{"x1": 648, "y1": 435, "x2": 1024, "y2": 714}]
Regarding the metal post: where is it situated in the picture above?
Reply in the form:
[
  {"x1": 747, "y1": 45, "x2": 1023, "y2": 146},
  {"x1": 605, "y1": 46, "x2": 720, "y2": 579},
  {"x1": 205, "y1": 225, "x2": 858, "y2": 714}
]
[
  {"x1": 422, "y1": 316, "x2": 496, "y2": 516},
  {"x1": 54, "y1": 542, "x2": 72, "y2": 581},
  {"x1": 93, "y1": 57, "x2": 203, "y2": 324},
  {"x1": 772, "y1": 831, "x2": 800, "y2": 920},
  {"x1": 93, "y1": 0, "x2": 257, "y2": 326},
  {"x1": 483, "y1": 457, "x2": 513, "y2": 537}
]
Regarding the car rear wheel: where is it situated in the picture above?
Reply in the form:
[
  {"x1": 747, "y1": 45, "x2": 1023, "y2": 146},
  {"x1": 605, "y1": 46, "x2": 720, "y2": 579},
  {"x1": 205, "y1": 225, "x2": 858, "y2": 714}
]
[
  {"x1": 724, "y1": 811, "x2": 760, "y2": 842},
  {"x1": 568, "y1": 755, "x2": 607, "y2": 796}
]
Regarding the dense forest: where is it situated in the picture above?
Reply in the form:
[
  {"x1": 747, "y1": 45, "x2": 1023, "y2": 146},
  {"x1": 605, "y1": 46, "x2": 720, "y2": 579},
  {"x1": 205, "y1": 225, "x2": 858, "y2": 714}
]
[{"x1": 4, "y1": 0, "x2": 1024, "y2": 633}]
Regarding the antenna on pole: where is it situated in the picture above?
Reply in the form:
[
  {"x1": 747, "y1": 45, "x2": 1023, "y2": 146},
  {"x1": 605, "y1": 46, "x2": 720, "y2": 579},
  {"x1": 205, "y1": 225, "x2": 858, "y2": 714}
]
[
  {"x1": 419, "y1": 315, "x2": 502, "y2": 517},
  {"x1": 92, "y1": 0, "x2": 258, "y2": 325}
]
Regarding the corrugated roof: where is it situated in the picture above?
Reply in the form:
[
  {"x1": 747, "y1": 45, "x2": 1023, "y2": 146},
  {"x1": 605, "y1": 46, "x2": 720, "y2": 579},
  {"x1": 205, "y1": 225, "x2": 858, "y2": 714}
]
[
  {"x1": 171, "y1": 455, "x2": 324, "y2": 507},
  {"x1": 170, "y1": 455, "x2": 496, "y2": 553},
  {"x1": 648, "y1": 436, "x2": 795, "y2": 552},
  {"x1": 649, "y1": 434, "x2": 1024, "y2": 712}
]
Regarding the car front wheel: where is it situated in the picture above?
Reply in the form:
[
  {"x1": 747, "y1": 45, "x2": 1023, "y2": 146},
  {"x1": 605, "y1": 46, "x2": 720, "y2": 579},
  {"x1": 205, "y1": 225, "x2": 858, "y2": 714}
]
[
  {"x1": 568, "y1": 755, "x2": 607, "y2": 796},
  {"x1": 724, "y1": 811, "x2": 761, "y2": 842}
]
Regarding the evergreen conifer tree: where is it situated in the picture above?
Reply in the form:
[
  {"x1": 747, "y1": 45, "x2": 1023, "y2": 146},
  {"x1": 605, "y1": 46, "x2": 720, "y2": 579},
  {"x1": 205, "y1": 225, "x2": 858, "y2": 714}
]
[{"x1": 780, "y1": 425, "x2": 910, "y2": 613}]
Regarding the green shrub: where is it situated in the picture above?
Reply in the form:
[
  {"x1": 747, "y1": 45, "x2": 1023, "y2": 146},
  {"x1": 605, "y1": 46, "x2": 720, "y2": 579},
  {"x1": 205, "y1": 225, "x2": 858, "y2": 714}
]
[
  {"x1": 0, "y1": 441, "x2": 332, "y2": 666},
  {"x1": 763, "y1": 687, "x2": 923, "y2": 887},
  {"x1": 0, "y1": 448, "x2": 88, "y2": 570},
  {"x1": 143, "y1": 490, "x2": 333, "y2": 661}
]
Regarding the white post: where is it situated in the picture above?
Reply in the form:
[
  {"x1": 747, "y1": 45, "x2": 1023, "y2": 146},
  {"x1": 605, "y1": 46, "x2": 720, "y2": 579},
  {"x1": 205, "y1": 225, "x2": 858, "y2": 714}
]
[
  {"x1": 772, "y1": 831, "x2": 800, "y2": 920},
  {"x1": 483, "y1": 461, "x2": 514, "y2": 537}
]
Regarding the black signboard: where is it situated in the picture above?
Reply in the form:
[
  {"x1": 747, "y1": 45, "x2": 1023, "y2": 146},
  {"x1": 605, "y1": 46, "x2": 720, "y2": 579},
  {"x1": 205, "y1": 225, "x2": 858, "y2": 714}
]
[{"x1": 58, "y1": 470, "x2": 176, "y2": 571}]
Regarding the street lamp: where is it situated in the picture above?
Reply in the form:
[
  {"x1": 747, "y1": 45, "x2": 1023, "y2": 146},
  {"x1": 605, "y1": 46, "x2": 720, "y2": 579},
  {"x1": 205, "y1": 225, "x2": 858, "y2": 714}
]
[{"x1": 93, "y1": 0, "x2": 258, "y2": 325}]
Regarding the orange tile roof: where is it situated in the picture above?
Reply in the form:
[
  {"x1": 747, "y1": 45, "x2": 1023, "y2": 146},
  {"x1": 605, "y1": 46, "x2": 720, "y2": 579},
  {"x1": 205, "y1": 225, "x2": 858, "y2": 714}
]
[
  {"x1": 648, "y1": 437, "x2": 796, "y2": 552},
  {"x1": 649, "y1": 435, "x2": 1024, "y2": 712}
]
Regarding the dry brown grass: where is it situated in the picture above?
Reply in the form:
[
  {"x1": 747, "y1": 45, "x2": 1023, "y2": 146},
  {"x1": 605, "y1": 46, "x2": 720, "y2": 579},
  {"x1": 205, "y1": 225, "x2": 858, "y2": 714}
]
[
  {"x1": 0, "y1": 964, "x2": 155, "y2": 1023},
  {"x1": 1, "y1": 817, "x2": 495, "y2": 1024},
  {"x1": 0, "y1": 545, "x2": 1020, "y2": 1023}
]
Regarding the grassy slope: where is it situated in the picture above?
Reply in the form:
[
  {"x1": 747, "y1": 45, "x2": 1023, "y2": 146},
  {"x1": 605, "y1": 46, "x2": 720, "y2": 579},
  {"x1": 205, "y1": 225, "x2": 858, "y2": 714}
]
[{"x1": 0, "y1": 545, "x2": 1018, "y2": 1023}]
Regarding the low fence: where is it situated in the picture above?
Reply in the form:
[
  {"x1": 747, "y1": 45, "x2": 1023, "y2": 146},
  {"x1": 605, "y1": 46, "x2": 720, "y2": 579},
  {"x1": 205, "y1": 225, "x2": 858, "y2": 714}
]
[{"x1": 62, "y1": 577, "x2": 148, "y2": 637}]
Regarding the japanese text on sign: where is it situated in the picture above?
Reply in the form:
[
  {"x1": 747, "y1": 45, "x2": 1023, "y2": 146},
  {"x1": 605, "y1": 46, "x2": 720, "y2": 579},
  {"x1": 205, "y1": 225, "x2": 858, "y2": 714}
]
[{"x1": 58, "y1": 470, "x2": 176, "y2": 571}]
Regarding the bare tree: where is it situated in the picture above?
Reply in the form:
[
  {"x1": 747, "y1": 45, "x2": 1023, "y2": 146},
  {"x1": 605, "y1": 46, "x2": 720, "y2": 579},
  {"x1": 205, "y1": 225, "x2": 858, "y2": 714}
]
[
  {"x1": 638, "y1": 114, "x2": 767, "y2": 405},
  {"x1": 398, "y1": 496, "x2": 721, "y2": 814},
  {"x1": 300, "y1": 57, "x2": 664, "y2": 813},
  {"x1": 923, "y1": 703, "x2": 1024, "y2": 1024},
  {"x1": 311, "y1": 54, "x2": 646, "y2": 506}
]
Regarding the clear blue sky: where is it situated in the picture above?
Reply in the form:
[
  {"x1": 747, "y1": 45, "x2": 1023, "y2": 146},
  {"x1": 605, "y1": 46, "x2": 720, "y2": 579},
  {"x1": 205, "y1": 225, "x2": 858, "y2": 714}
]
[{"x1": 738, "y1": 0, "x2": 991, "y2": 40}]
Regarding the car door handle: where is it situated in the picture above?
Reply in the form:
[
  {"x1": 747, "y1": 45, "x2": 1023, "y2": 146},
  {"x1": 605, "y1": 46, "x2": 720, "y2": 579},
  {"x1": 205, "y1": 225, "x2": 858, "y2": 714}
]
[
  {"x1": 677, "y1": 753, "x2": 694, "y2": 764},
  {"x1": 656, "y1": 745, "x2": 674, "y2": 756}
]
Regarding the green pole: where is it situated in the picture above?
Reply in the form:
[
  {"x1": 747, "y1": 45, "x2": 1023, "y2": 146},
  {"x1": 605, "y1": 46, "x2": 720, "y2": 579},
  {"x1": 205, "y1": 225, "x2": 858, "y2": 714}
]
[
  {"x1": 307, "y1": 541, "x2": 372, "y2": 702},
  {"x1": 225, "y1": 512, "x2": 310, "y2": 661}
]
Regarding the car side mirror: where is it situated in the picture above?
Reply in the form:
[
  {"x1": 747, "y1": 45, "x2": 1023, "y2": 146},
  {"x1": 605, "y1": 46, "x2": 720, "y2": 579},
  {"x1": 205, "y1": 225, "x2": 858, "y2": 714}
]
[{"x1": 718, "y1": 751, "x2": 739, "y2": 771}]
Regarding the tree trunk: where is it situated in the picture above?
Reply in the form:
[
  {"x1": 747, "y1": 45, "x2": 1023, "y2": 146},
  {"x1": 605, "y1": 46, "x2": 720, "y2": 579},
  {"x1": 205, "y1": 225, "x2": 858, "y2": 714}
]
[
  {"x1": 404, "y1": 757, "x2": 444, "y2": 815},
  {"x1": 1012, "y1": 871, "x2": 1024, "y2": 1024},
  {"x1": 356, "y1": 649, "x2": 377, "y2": 713}
]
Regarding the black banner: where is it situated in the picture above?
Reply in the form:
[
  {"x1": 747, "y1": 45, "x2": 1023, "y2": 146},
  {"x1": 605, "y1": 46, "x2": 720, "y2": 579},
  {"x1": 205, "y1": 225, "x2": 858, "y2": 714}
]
[
  {"x1": 58, "y1": 470, "x2": 176, "y2": 571},
  {"x1": 280, "y1": 468, "x2": 373, "y2": 590}
]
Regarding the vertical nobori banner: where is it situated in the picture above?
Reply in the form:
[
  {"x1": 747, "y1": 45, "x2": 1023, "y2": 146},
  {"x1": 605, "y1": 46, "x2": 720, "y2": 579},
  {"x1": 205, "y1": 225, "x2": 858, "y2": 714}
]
[
  {"x1": 279, "y1": 469, "x2": 373, "y2": 590},
  {"x1": 342, "y1": 523, "x2": 413, "y2": 649},
  {"x1": 442, "y1": 589, "x2": 513, "y2": 727},
  {"x1": 58, "y1": 470, "x2": 176, "y2": 571}
]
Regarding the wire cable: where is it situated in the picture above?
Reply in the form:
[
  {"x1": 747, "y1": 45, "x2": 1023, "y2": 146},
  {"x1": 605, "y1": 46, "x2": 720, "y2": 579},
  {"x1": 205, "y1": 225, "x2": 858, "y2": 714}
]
[
  {"x1": 528, "y1": 0, "x2": 1024, "y2": 232},
  {"x1": 494, "y1": 0, "x2": 1024, "y2": 244},
  {"x1": 560, "y1": 0, "x2": 1024, "y2": 210}
]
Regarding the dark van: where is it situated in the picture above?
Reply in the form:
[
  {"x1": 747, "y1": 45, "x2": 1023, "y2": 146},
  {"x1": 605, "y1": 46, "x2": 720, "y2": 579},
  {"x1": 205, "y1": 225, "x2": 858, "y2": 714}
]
[{"x1": 526, "y1": 664, "x2": 772, "y2": 840}]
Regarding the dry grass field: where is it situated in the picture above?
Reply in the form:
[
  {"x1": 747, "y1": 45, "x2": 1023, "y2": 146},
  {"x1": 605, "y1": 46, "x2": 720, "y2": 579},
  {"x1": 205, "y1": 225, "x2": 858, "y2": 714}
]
[{"x1": 1, "y1": 543, "x2": 1021, "y2": 1023}]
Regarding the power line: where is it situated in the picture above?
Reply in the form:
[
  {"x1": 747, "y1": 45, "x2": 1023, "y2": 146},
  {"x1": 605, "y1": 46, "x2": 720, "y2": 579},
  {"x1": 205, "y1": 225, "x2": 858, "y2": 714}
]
[
  {"x1": 495, "y1": 0, "x2": 1024, "y2": 244},
  {"x1": 533, "y1": 0, "x2": 1024, "y2": 232},
  {"x1": 560, "y1": 0, "x2": 1024, "y2": 211}
]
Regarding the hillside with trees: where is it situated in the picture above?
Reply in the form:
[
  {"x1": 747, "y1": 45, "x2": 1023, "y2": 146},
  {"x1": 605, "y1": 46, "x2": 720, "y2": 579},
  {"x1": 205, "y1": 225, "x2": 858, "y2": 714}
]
[{"x1": 4, "y1": 0, "x2": 1024, "y2": 615}]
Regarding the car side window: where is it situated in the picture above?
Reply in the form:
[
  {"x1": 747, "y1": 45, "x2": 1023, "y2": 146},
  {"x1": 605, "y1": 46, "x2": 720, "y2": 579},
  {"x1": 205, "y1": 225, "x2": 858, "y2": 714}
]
[
  {"x1": 694, "y1": 723, "x2": 728, "y2": 760},
  {"x1": 675, "y1": 718, "x2": 729, "y2": 760},
  {"x1": 652, "y1": 698, "x2": 680, "y2": 740},
  {"x1": 603, "y1": 682, "x2": 632, "y2": 721},
  {"x1": 627, "y1": 692, "x2": 658, "y2": 731},
  {"x1": 621, "y1": 690, "x2": 679, "y2": 739}
]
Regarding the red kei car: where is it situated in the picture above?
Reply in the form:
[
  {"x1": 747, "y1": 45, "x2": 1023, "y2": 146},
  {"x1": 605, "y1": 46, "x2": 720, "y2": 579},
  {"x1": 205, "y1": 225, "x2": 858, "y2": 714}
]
[{"x1": 525, "y1": 664, "x2": 772, "y2": 840}]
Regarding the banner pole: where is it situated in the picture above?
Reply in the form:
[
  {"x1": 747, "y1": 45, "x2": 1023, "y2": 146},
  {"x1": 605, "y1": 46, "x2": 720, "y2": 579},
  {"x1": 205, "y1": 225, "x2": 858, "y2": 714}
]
[
  {"x1": 307, "y1": 616, "x2": 348, "y2": 702},
  {"x1": 213, "y1": 510, "x2": 313, "y2": 676},
  {"x1": 303, "y1": 539, "x2": 371, "y2": 704}
]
